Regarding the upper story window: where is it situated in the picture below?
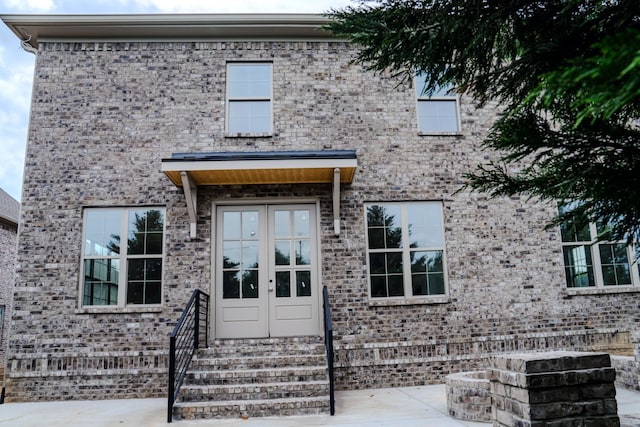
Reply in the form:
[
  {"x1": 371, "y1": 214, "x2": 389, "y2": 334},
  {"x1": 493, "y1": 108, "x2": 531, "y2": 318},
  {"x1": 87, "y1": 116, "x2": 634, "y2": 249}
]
[
  {"x1": 226, "y1": 62, "x2": 272, "y2": 135},
  {"x1": 81, "y1": 208, "x2": 165, "y2": 307},
  {"x1": 365, "y1": 202, "x2": 447, "y2": 300},
  {"x1": 559, "y1": 204, "x2": 639, "y2": 288},
  {"x1": 415, "y1": 73, "x2": 460, "y2": 133}
]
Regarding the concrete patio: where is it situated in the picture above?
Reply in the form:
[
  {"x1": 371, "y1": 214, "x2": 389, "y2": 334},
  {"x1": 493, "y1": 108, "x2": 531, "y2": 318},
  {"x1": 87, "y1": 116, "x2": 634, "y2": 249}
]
[{"x1": 1, "y1": 384, "x2": 640, "y2": 426}]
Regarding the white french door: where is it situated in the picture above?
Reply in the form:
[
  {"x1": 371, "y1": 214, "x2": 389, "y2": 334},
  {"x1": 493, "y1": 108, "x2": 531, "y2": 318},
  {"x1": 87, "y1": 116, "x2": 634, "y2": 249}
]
[{"x1": 214, "y1": 204, "x2": 319, "y2": 338}]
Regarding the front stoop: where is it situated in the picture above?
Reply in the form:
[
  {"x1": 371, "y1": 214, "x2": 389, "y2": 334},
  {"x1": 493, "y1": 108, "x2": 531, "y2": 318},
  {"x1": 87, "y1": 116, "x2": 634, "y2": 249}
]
[{"x1": 172, "y1": 337, "x2": 330, "y2": 420}]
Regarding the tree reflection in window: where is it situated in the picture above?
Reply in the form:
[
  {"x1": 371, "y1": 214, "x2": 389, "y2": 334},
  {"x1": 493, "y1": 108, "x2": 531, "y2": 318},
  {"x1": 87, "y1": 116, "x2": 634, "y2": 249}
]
[{"x1": 367, "y1": 202, "x2": 446, "y2": 298}]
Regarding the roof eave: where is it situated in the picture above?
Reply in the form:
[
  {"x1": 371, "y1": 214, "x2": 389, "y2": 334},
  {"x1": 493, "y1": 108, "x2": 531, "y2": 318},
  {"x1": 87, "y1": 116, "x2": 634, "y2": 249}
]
[{"x1": 0, "y1": 14, "x2": 336, "y2": 48}]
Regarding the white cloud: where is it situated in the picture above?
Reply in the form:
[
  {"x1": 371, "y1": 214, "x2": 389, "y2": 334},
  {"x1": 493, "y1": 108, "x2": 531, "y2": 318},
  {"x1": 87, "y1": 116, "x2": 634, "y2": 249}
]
[{"x1": 2, "y1": 0, "x2": 56, "y2": 12}]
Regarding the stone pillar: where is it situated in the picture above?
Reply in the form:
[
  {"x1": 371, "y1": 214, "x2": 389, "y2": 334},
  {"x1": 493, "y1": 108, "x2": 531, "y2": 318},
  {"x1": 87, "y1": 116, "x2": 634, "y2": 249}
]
[{"x1": 488, "y1": 351, "x2": 619, "y2": 427}]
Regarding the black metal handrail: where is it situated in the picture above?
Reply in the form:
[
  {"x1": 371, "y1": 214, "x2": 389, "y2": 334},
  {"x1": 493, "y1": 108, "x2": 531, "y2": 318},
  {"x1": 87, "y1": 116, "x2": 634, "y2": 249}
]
[
  {"x1": 322, "y1": 285, "x2": 335, "y2": 415},
  {"x1": 167, "y1": 289, "x2": 209, "y2": 423}
]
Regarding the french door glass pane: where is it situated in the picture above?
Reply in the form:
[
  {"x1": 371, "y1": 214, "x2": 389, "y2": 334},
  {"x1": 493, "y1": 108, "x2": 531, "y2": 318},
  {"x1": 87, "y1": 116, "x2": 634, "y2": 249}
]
[
  {"x1": 295, "y1": 240, "x2": 310, "y2": 265},
  {"x1": 276, "y1": 271, "x2": 290, "y2": 297},
  {"x1": 274, "y1": 240, "x2": 290, "y2": 265},
  {"x1": 296, "y1": 271, "x2": 311, "y2": 297},
  {"x1": 274, "y1": 210, "x2": 289, "y2": 237},
  {"x1": 242, "y1": 270, "x2": 259, "y2": 298},
  {"x1": 242, "y1": 211, "x2": 259, "y2": 240},
  {"x1": 223, "y1": 212, "x2": 241, "y2": 240},
  {"x1": 294, "y1": 210, "x2": 310, "y2": 237},
  {"x1": 223, "y1": 271, "x2": 240, "y2": 299}
]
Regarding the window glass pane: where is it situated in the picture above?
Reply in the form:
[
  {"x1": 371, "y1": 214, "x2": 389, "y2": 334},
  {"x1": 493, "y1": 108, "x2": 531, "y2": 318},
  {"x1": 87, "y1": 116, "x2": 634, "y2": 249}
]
[
  {"x1": 388, "y1": 275, "x2": 404, "y2": 296},
  {"x1": 296, "y1": 271, "x2": 311, "y2": 297},
  {"x1": 145, "y1": 233, "x2": 163, "y2": 255},
  {"x1": 223, "y1": 212, "x2": 241, "y2": 240},
  {"x1": 128, "y1": 210, "x2": 164, "y2": 255},
  {"x1": 366, "y1": 205, "x2": 402, "y2": 249},
  {"x1": 417, "y1": 100, "x2": 458, "y2": 132},
  {"x1": 274, "y1": 240, "x2": 290, "y2": 266},
  {"x1": 228, "y1": 63, "x2": 271, "y2": 98},
  {"x1": 412, "y1": 273, "x2": 428, "y2": 296},
  {"x1": 599, "y1": 244, "x2": 631, "y2": 286},
  {"x1": 84, "y1": 210, "x2": 121, "y2": 256},
  {"x1": 242, "y1": 241, "x2": 259, "y2": 269},
  {"x1": 223, "y1": 271, "x2": 240, "y2": 299},
  {"x1": 276, "y1": 271, "x2": 290, "y2": 297},
  {"x1": 295, "y1": 239, "x2": 310, "y2": 266},
  {"x1": 144, "y1": 281, "x2": 162, "y2": 304},
  {"x1": 415, "y1": 73, "x2": 454, "y2": 98},
  {"x1": 563, "y1": 245, "x2": 595, "y2": 287},
  {"x1": 228, "y1": 101, "x2": 271, "y2": 133},
  {"x1": 558, "y1": 204, "x2": 591, "y2": 242},
  {"x1": 407, "y1": 203, "x2": 443, "y2": 248},
  {"x1": 294, "y1": 210, "x2": 310, "y2": 237},
  {"x1": 83, "y1": 259, "x2": 119, "y2": 305},
  {"x1": 242, "y1": 211, "x2": 259, "y2": 240},
  {"x1": 127, "y1": 281, "x2": 143, "y2": 305},
  {"x1": 274, "y1": 210, "x2": 289, "y2": 238},
  {"x1": 127, "y1": 258, "x2": 162, "y2": 305},
  {"x1": 411, "y1": 251, "x2": 443, "y2": 274},
  {"x1": 427, "y1": 273, "x2": 446, "y2": 295},
  {"x1": 367, "y1": 227, "x2": 385, "y2": 250},
  {"x1": 370, "y1": 276, "x2": 387, "y2": 298},
  {"x1": 369, "y1": 253, "x2": 386, "y2": 275},
  {"x1": 242, "y1": 269, "x2": 258, "y2": 298},
  {"x1": 386, "y1": 252, "x2": 403, "y2": 274},
  {"x1": 223, "y1": 241, "x2": 241, "y2": 268}
]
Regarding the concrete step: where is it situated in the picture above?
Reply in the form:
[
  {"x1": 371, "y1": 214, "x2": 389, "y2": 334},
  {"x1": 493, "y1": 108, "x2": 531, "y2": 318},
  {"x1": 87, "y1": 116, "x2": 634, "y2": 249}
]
[
  {"x1": 205, "y1": 339, "x2": 325, "y2": 358},
  {"x1": 190, "y1": 353, "x2": 327, "y2": 370},
  {"x1": 178, "y1": 380, "x2": 329, "y2": 402},
  {"x1": 184, "y1": 366, "x2": 328, "y2": 385},
  {"x1": 173, "y1": 396, "x2": 330, "y2": 420}
]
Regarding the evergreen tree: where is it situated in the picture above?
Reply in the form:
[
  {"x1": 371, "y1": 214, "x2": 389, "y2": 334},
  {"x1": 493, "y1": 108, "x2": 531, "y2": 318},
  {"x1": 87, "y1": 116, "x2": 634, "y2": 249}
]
[{"x1": 327, "y1": 0, "x2": 640, "y2": 242}]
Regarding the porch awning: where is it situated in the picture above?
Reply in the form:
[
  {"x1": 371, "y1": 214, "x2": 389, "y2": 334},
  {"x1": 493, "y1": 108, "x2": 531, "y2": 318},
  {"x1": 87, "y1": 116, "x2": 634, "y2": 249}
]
[{"x1": 161, "y1": 150, "x2": 357, "y2": 238}]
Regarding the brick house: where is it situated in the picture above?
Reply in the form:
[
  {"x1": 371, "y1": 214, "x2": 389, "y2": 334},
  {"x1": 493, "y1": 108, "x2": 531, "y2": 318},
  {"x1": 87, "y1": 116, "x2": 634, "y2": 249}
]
[
  {"x1": 0, "y1": 187, "x2": 19, "y2": 384},
  {"x1": 1, "y1": 14, "x2": 638, "y2": 418}
]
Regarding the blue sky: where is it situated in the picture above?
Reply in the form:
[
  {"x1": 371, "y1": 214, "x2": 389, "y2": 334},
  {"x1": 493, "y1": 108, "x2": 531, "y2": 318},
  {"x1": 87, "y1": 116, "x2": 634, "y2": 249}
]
[{"x1": 0, "y1": 0, "x2": 353, "y2": 202}]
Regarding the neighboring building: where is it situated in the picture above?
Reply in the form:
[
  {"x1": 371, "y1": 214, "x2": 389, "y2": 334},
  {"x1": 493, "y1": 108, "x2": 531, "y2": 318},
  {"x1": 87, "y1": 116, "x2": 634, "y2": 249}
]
[
  {"x1": 1, "y1": 14, "x2": 637, "y2": 417},
  {"x1": 0, "y1": 187, "x2": 19, "y2": 384}
]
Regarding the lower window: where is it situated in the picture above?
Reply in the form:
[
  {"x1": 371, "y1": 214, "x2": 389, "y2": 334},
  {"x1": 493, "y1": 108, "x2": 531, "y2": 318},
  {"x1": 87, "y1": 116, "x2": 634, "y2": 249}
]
[
  {"x1": 365, "y1": 201, "x2": 447, "y2": 299},
  {"x1": 81, "y1": 207, "x2": 165, "y2": 307},
  {"x1": 560, "y1": 205, "x2": 639, "y2": 288}
]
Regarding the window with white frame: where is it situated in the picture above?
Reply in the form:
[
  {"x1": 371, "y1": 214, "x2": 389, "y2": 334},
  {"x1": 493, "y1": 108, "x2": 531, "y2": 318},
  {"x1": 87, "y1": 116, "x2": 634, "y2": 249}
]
[
  {"x1": 81, "y1": 208, "x2": 165, "y2": 307},
  {"x1": 415, "y1": 73, "x2": 460, "y2": 133},
  {"x1": 559, "y1": 204, "x2": 639, "y2": 288},
  {"x1": 226, "y1": 62, "x2": 272, "y2": 134},
  {"x1": 365, "y1": 202, "x2": 447, "y2": 299}
]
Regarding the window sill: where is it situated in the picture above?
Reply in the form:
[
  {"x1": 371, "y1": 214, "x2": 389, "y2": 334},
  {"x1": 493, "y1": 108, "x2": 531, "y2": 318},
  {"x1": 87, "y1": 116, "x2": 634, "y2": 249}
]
[
  {"x1": 224, "y1": 132, "x2": 273, "y2": 138},
  {"x1": 418, "y1": 131, "x2": 463, "y2": 137},
  {"x1": 74, "y1": 305, "x2": 164, "y2": 315},
  {"x1": 368, "y1": 295, "x2": 450, "y2": 307},
  {"x1": 564, "y1": 286, "x2": 640, "y2": 297}
]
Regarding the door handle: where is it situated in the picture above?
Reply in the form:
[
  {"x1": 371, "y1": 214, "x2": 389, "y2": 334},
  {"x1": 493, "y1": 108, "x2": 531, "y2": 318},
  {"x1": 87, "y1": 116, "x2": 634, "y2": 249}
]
[{"x1": 268, "y1": 287, "x2": 274, "y2": 292}]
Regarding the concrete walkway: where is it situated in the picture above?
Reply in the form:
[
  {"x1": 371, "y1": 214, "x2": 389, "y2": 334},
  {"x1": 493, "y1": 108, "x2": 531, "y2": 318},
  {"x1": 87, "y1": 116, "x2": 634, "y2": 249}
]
[{"x1": 1, "y1": 384, "x2": 640, "y2": 426}]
